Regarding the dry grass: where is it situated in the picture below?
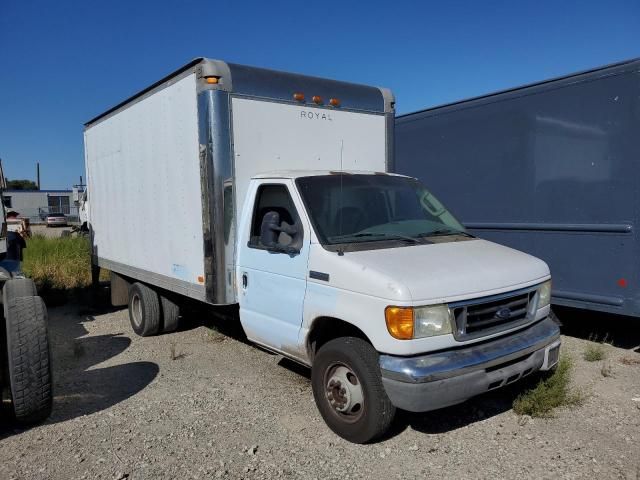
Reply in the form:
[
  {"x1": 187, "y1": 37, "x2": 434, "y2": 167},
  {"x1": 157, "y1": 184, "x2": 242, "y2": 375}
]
[
  {"x1": 22, "y1": 235, "x2": 104, "y2": 291},
  {"x1": 513, "y1": 357, "x2": 583, "y2": 417},
  {"x1": 583, "y1": 343, "x2": 606, "y2": 362},
  {"x1": 582, "y1": 333, "x2": 611, "y2": 362}
]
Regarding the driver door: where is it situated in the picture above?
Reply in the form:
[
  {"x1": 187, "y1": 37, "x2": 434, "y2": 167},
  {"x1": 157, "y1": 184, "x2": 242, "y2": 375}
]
[{"x1": 236, "y1": 180, "x2": 310, "y2": 355}]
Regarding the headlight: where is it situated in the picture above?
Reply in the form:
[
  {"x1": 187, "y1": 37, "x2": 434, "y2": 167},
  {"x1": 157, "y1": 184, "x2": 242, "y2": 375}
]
[
  {"x1": 414, "y1": 305, "x2": 453, "y2": 338},
  {"x1": 385, "y1": 304, "x2": 453, "y2": 340},
  {"x1": 538, "y1": 280, "x2": 552, "y2": 309}
]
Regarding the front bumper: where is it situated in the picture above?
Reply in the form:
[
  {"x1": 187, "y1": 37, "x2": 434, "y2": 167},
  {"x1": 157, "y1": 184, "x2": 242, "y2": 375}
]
[{"x1": 379, "y1": 316, "x2": 561, "y2": 412}]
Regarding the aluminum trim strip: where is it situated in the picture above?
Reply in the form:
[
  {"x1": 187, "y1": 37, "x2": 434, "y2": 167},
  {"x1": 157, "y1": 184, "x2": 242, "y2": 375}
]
[
  {"x1": 552, "y1": 290, "x2": 624, "y2": 306},
  {"x1": 95, "y1": 256, "x2": 207, "y2": 303}
]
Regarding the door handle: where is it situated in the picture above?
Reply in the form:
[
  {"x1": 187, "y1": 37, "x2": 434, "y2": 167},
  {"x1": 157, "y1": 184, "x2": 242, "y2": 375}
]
[{"x1": 242, "y1": 273, "x2": 248, "y2": 289}]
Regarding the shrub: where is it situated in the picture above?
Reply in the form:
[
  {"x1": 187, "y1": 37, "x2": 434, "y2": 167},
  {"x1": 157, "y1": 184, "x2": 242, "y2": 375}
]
[{"x1": 513, "y1": 357, "x2": 583, "y2": 417}]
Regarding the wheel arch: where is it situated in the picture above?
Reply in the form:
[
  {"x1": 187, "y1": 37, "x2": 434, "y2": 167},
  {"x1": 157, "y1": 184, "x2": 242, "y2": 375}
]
[{"x1": 306, "y1": 316, "x2": 374, "y2": 363}]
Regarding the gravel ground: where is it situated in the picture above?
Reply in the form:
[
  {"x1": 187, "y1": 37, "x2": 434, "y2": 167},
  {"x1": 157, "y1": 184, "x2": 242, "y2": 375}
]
[{"x1": 1, "y1": 302, "x2": 639, "y2": 480}]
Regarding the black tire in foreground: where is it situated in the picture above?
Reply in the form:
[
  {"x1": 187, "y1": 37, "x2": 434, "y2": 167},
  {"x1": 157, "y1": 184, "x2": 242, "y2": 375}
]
[
  {"x1": 311, "y1": 336, "x2": 396, "y2": 443},
  {"x1": 2, "y1": 278, "x2": 37, "y2": 304},
  {"x1": 4, "y1": 295, "x2": 52, "y2": 424},
  {"x1": 128, "y1": 282, "x2": 161, "y2": 337},
  {"x1": 159, "y1": 294, "x2": 180, "y2": 333}
]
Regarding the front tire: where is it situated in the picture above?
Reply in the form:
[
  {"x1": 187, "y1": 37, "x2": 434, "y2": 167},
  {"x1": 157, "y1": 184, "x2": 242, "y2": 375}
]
[
  {"x1": 311, "y1": 337, "x2": 395, "y2": 443},
  {"x1": 128, "y1": 283, "x2": 160, "y2": 337}
]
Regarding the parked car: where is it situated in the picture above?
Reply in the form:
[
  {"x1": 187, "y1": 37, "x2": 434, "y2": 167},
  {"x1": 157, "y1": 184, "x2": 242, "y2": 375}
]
[{"x1": 45, "y1": 213, "x2": 67, "y2": 227}]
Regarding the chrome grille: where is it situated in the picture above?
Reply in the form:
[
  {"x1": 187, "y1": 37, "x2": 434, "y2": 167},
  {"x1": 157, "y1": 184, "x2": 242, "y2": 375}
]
[{"x1": 452, "y1": 287, "x2": 539, "y2": 340}]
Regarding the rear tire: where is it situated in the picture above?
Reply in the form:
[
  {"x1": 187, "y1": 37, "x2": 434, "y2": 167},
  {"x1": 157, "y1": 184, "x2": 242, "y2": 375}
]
[
  {"x1": 159, "y1": 294, "x2": 180, "y2": 333},
  {"x1": 311, "y1": 337, "x2": 395, "y2": 443},
  {"x1": 4, "y1": 295, "x2": 52, "y2": 424},
  {"x1": 128, "y1": 283, "x2": 160, "y2": 337}
]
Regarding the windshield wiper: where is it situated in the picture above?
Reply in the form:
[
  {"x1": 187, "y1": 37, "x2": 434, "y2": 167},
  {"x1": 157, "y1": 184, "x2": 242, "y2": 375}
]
[
  {"x1": 419, "y1": 229, "x2": 475, "y2": 238},
  {"x1": 330, "y1": 232, "x2": 424, "y2": 244}
]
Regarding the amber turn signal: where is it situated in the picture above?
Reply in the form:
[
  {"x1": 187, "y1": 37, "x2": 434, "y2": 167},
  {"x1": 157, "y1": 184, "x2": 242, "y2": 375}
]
[
  {"x1": 205, "y1": 76, "x2": 219, "y2": 84},
  {"x1": 293, "y1": 92, "x2": 305, "y2": 101},
  {"x1": 312, "y1": 95, "x2": 323, "y2": 104},
  {"x1": 385, "y1": 306, "x2": 414, "y2": 340},
  {"x1": 329, "y1": 98, "x2": 340, "y2": 107}
]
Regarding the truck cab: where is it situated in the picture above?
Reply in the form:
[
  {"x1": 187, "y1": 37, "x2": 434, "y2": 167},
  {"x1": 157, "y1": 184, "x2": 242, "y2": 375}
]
[{"x1": 236, "y1": 170, "x2": 559, "y2": 442}]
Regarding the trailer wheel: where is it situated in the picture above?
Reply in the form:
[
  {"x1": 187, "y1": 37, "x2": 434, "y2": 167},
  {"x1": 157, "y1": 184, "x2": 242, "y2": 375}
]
[
  {"x1": 128, "y1": 283, "x2": 160, "y2": 337},
  {"x1": 159, "y1": 294, "x2": 180, "y2": 333},
  {"x1": 2, "y1": 278, "x2": 37, "y2": 305},
  {"x1": 4, "y1": 295, "x2": 52, "y2": 424},
  {"x1": 311, "y1": 337, "x2": 395, "y2": 443}
]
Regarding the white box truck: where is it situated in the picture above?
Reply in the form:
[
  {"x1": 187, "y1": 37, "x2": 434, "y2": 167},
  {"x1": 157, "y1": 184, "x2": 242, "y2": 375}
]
[{"x1": 84, "y1": 58, "x2": 560, "y2": 443}]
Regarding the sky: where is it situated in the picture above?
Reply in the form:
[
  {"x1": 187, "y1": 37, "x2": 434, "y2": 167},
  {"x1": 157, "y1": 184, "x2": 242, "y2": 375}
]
[{"x1": 0, "y1": 0, "x2": 638, "y2": 189}]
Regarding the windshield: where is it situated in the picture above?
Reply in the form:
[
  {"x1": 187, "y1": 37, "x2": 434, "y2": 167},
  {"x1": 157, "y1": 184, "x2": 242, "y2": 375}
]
[{"x1": 295, "y1": 174, "x2": 467, "y2": 247}]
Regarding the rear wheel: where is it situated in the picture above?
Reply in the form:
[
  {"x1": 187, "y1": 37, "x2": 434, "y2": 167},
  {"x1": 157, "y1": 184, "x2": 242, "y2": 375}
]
[
  {"x1": 128, "y1": 283, "x2": 160, "y2": 337},
  {"x1": 4, "y1": 295, "x2": 52, "y2": 424},
  {"x1": 311, "y1": 337, "x2": 395, "y2": 443},
  {"x1": 159, "y1": 294, "x2": 180, "y2": 333}
]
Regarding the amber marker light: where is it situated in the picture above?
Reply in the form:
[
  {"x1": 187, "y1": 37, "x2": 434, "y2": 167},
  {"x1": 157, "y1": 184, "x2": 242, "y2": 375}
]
[
  {"x1": 312, "y1": 95, "x2": 323, "y2": 104},
  {"x1": 385, "y1": 306, "x2": 414, "y2": 340},
  {"x1": 293, "y1": 92, "x2": 305, "y2": 101},
  {"x1": 205, "y1": 76, "x2": 219, "y2": 84},
  {"x1": 329, "y1": 98, "x2": 340, "y2": 107}
]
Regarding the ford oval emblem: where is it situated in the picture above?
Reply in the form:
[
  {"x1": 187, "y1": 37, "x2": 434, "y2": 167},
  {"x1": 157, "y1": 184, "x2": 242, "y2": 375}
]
[{"x1": 496, "y1": 307, "x2": 512, "y2": 320}]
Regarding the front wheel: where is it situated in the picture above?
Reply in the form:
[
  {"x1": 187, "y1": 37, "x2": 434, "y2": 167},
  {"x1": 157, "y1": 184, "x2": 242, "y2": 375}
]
[{"x1": 311, "y1": 337, "x2": 395, "y2": 443}]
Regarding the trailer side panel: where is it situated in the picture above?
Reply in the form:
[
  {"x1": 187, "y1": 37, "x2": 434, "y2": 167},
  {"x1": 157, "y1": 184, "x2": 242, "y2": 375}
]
[{"x1": 396, "y1": 64, "x2": 640, "y2": 316}]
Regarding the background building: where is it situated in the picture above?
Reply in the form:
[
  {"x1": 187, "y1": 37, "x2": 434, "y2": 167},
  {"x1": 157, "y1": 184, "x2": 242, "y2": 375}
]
[{"x1": 2, "y1": 189, "x2": 78, "y2": 223}]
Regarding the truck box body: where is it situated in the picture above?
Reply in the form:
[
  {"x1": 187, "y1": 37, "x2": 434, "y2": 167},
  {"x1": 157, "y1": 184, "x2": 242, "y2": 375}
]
[
  {"x1": 395, "y1": 58, "x2": 640, "y2": 317},
  {"x1": 84, "y1": 58, "x2": 393, "y2": 305}
]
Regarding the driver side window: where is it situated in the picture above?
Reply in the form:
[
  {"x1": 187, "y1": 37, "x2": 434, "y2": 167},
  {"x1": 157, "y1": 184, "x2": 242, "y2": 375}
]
[{"x1": 248, "y1": 184, "x2": 303, "y2": 251}]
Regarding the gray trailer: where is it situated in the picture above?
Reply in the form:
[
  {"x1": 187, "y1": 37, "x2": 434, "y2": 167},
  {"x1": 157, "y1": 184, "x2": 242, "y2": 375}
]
[{"x1": 395, "y1": 58, "x2": 640, "y2": 317}]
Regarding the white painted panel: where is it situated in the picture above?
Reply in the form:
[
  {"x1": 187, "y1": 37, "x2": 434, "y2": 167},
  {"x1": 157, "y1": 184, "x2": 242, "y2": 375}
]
[
  {"x1": 231, "y1": 98, "x2": 387, "y2": 211},
  {"x1": 85, "y1": 74, "x2": 205, "y2": 287}
]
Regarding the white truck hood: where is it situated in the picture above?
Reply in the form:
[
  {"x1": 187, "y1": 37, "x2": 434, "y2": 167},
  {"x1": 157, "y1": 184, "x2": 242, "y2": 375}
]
[{"x1": 311, "y1": 239, "x2": 550, "y2": 304}]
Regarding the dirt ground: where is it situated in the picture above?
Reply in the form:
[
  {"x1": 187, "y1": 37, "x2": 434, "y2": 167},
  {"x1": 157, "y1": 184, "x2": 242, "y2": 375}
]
[{"x1": 1, "y1": 301, "x2": 639, "y2": 480}]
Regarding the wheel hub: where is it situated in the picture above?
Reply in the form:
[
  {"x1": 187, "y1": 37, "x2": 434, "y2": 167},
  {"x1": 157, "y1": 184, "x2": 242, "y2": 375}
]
[
  {"x1": 131, "y1": 293, "x2": 142, "y2": 327},
  {"x1": 325, "y1": 365, "x2": 364, "y2": 417}
]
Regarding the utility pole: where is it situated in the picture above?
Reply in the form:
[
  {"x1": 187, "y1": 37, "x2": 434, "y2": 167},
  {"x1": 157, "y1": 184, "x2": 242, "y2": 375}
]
[{"x1": 36, "y1": 162, "x2": 40, "y2": 190}]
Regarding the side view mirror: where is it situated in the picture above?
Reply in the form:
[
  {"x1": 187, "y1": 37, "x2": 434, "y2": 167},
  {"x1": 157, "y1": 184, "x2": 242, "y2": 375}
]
[{"x1": 259, "y1": 211, "x2": 299, "y2": 254}]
